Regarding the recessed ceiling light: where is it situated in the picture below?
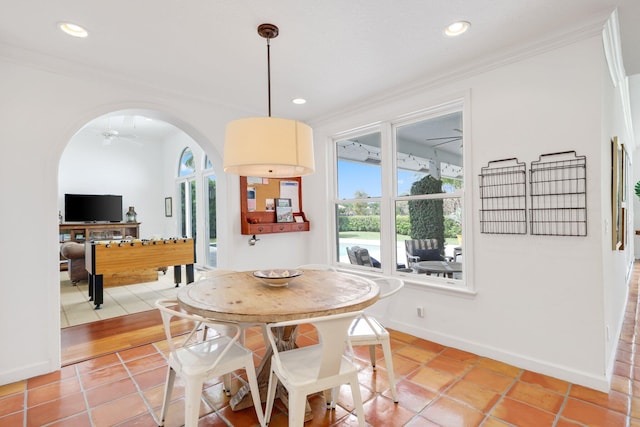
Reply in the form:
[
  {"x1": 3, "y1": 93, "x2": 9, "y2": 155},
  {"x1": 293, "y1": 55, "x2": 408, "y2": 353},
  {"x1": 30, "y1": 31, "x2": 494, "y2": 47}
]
[
  {"x1": 59, "y1": 22, "x2": 88, "y2": 38},
  {"x1": 292, "y1": 98, "x2": 307, "y2": 105},
  {"x1": 444, "y1": 21, "x2": 470, "y2": 37}
]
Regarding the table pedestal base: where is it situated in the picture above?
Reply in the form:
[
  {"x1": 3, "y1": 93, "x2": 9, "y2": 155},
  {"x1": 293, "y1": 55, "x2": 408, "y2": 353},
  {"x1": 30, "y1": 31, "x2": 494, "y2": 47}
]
[{"x1": 230, "y1": 325, "x2": 312, "y2": 421}]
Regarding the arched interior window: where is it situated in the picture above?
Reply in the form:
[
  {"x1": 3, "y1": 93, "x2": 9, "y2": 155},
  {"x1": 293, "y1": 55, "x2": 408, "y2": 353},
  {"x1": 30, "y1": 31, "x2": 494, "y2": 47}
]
[
  {"x1": 179, "y1": 147, "x2": 195, "y2": 176},
  {"x1": 204, "y1": 155, "x2": 213, "y2": 170},
  {"x1": 177, "y1": 147, "x2": 196, "y2": 238}
]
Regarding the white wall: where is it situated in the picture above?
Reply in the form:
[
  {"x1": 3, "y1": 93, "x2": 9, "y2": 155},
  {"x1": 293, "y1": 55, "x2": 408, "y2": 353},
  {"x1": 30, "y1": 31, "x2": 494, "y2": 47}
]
[
  {"x1": 59, "y1": 126, "x2": 167, "y2": 237},
  {"x1": 0, "y1": 28, "x2": 631, "y2": 392},
  {"x1": 600, "y1": 50, "x2": 636, "y2": 381},
  {"x1": 308, "y1": 35, "x2": 625, "y2": 390}
]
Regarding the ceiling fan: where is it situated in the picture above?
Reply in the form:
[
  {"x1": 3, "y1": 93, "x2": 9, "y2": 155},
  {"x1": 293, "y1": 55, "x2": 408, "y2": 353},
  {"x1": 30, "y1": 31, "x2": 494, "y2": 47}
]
[
  {"x1": 425, "y1": 128, "x2": 463, "y2": 148},
  {"x1": 100, "y1": 128, "x2": 139, "y2": 145}
]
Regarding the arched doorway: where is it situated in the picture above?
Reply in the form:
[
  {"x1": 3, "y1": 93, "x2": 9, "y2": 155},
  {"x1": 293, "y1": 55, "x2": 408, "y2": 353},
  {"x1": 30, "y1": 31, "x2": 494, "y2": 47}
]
[{"x1": 58, "y1": 110, "x2": 219, "y2": 327}]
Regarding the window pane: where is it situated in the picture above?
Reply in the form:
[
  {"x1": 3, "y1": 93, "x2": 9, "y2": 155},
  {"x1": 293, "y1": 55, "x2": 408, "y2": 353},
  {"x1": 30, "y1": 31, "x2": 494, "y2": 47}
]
[
  {"x1": 395, "y1": 198, "x2": 463, "y2": 278},
  {"x1": 179, "y1": 147, "x2": 195, "y2": 176},
  {"x1": 336, "y1": 132, "x2": 381, "y2": 199},
  {"x1": 190, "y1": 180, "x2": 197, "y2": 239},
  {"x1": 336, "y1": 202, "x2": 381, "y2": 268},
  {"x1": 180, "y1": 182, "x2": 187, "y2": 237},
  {"x1": 396, "y1": 112, "x2": 463, "y2": 195},
  {"x1": 206, "y1": 175, "x2": 217, "y2": 267}
]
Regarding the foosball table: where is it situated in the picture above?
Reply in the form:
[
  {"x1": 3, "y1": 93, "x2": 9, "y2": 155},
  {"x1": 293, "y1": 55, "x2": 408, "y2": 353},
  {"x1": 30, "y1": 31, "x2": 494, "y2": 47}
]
[{"x1": 85, "y1": 238, "x2": 195, "y2": 309}]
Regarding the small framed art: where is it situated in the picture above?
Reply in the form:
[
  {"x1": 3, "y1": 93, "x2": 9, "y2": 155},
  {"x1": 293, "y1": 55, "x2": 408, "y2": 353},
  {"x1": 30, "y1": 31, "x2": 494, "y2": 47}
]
[
  {"x1": 165, "y1": 197, "x2": 172, "y2": 217},
  {"x1": 275, "y1": 198, "x2": 294, "y2": 223}
]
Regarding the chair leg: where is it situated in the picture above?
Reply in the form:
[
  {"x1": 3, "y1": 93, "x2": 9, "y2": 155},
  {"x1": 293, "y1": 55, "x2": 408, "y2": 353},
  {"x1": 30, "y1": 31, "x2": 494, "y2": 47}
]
[
  {"x1": 264, "y1": 370, "x2": 279, "y2": 424},
  {"x1": 183, "y1": 378, "x2": 204, "y2": 427},
  {"x1": 323, "y1": 388, "x2": 336, "y2": 409},
  {"x1": 288, "y1": 390, "x2": 307, "y2": 427},
  {"x1": 245, "y1": 362, "x2": 266, "y2": 427},
  {"x1": 223, "y1": 373, "x2": 232, "y2": 396},
  {"x1": 368, "y1": 344, "x2": 377, "y2": 369},
  {"x1": 349, "y1": 376, "x2": 365, "y2": 427},
  {"x1": 381, "y1": 338, "x2": 398, "y2": 402},
  {"x1": 158, "y1": 367, "x2": 176, "y2": 426}
]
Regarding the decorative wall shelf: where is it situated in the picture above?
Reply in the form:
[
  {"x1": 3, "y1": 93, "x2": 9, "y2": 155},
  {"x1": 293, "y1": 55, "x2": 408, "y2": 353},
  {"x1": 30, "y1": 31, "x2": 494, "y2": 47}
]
[
  {"x1": 529, "y1": 151, "x2": 587, "y2": 236},
  {"x1": 479, "y1": 158, "x2": 527, "y2": 234},
  {"x1": 239, "y1": 176, "x2": 310, "y2": 235}
]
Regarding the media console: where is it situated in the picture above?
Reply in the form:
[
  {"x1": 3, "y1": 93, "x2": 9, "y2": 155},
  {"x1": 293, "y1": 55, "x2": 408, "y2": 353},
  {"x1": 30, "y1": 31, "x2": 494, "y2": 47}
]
[
  {"x1": 85, "y1": 238, "x2": 195, "y2": 309},
  {"x1": 59, "y1": 222, "x2": 140, "y2": 243}
]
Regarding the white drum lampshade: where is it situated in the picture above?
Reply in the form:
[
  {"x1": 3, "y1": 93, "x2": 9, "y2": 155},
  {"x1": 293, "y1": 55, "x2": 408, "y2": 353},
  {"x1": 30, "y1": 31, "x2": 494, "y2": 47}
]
[{"x1": 224, "y1": 116, "x2": 314, "y2": 178}]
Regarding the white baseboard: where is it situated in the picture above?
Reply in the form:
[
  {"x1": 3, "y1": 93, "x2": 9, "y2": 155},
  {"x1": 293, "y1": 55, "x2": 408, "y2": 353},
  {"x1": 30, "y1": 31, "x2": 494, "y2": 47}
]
[
  {"x1": 0, "y1": 360, "x2": 56, "y2": 387},
  {"x1": 387, "y1": 319, "x2": 610, "y2": 392}
]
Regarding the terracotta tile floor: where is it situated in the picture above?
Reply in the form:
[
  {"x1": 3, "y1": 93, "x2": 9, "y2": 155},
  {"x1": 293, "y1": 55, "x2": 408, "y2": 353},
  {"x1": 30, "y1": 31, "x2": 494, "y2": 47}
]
[{"x1": 3, "y1": 264, "x2": 640, "y2": 426}]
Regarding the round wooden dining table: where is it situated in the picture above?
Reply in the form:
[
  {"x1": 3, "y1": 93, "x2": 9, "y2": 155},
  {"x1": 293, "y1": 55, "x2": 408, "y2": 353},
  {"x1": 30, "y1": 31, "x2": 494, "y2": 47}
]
[
  {"x1": 178, "y1": 269, "x2": 379, "y2": 323},
  {"x1": 176, "y1": 269, "x2": 380, "y2": 414}
]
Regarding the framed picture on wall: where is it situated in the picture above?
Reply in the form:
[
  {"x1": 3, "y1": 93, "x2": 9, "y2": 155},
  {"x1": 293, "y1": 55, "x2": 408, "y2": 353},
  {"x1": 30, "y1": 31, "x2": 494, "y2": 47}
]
[
  {"x1": 275, "y1": 198, "x2": 293, "y2": 223},
  {"x1": 611, "y1": 137, "x2": 623, "y2": 250},
  {"x1": 165, "y1": 197, "x2": 172, "y2": 217}
]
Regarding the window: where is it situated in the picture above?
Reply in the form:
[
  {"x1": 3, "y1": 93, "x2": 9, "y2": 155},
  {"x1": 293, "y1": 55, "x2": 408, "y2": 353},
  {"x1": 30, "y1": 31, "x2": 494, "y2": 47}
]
[
  {"x1": 336, "y1": 130, "x2": 383, "y2": 268},
  {"x1": 179, "y1": 147, "x2": 195, "y2": 176},
  {"x1": 334, "y1": 102, "x2": 466, "y2": 288},
  {"x1": 177, "y1": 148, "x2": 196, "y2": 239},
  {"x1": 203, "y1": 156, "x2": 217, "y2": 267}
]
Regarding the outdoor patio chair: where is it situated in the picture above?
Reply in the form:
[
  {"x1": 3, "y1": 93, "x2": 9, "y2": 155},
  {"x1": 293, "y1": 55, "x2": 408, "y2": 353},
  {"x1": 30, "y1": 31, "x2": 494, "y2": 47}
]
[
  {"x1": 346, "y1": 246, "x2": 381, "y2": 268},
  {"x1": 404, "y1": 238, "x2": 450, "y2": 269}
]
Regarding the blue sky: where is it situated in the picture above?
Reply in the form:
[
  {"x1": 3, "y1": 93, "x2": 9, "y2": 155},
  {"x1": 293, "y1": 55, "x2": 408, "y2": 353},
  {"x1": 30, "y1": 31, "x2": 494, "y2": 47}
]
[{"x1": 337, "y1": 160, "x2": 423, "y2": 199}]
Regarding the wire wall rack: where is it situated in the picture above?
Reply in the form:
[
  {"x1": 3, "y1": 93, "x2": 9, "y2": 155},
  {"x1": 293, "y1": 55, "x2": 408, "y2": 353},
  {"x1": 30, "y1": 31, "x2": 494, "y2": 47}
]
[
  {"x1": 479, "y1": 158, "x2": 527, "y2": 234},
  {"x1": 529, "y1": 151, "x2": 587, "y2": 236}
]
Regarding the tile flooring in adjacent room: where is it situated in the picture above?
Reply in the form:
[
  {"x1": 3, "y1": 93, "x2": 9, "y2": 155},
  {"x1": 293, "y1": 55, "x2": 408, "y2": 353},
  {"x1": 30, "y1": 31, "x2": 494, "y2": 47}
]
[
  {"x1": 5, "y1": 264, "x2": 640, "y2": 426},
  {"x1": 59, "y1": 269, "x2": 180, "y2": 328}
]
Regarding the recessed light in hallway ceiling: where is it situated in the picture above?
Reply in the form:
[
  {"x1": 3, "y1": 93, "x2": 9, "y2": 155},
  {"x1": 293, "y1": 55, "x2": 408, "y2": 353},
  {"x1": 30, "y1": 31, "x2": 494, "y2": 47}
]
[
  {"x1": 58, "y1": 22, "x2": 88, "y2": 38},
  {"x1": 445, "y1": 21, "x2": 470, "y2": 37}
]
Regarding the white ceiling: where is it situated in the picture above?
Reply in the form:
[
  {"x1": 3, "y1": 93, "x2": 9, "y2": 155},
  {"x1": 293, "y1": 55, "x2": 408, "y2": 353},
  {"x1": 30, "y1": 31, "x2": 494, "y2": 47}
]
[{"x1": 1, "y1": 0, "x2": 639, "y2": 138}]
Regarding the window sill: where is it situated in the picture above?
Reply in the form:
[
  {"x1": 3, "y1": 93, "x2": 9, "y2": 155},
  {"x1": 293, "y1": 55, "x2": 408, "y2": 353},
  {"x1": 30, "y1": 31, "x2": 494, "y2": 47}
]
[
  {"x1": 401, "y1": 275, "x2": 477, "y2": 298},
  {"x1": 337, "y1": 265, "x2": 476, "y2": 298}
]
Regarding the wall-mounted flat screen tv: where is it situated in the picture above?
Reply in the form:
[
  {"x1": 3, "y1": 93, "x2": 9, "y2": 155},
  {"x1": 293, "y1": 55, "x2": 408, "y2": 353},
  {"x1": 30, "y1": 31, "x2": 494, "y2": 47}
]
[{"x1": 64, "y1": 194, "x2": 123, "y2": 223}]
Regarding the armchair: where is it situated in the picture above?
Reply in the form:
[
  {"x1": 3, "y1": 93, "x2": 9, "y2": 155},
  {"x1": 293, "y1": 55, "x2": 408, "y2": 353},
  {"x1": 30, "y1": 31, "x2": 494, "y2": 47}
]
[
  {"x1": 404, "y1": 238, "x2": 450, "y2": 269},
  {"x1": 60, "y1": 242, "x2": 88, "y2": 284},
  {"x1": 346, "y1": 246, "x2": 381, "y2": 268}
]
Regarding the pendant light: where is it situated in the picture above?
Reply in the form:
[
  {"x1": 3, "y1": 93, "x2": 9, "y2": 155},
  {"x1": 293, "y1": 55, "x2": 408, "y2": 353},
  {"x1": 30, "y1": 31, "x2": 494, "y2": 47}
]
[{"x1": 224, "y1": 23, "x2": 315, "y2": 178}]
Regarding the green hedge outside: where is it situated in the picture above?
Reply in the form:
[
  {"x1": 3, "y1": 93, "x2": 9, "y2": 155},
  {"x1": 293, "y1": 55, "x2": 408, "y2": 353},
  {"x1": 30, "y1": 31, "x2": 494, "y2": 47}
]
[
  {"x1": 338, "y1": 214, "x2": 459, "y2": 238},
  {"x1": 337, "y1": 215, "x2": 381, "y2": 232}
]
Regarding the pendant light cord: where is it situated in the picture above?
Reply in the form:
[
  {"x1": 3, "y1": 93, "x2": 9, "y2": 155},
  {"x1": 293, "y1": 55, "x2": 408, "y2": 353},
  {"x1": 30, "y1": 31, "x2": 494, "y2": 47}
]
[{"x1": 266, "y1": 37, "x2": 272, "y2": 117}]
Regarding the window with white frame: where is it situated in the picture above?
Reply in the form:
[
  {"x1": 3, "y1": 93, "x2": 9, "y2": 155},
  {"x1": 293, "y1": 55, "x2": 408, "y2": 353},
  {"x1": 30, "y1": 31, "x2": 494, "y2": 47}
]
[
  {"x1": 334, "y1": 103, "x2": 465, "y2": 287},
  {"x1": 177, "y1": 147, "x2": 196, "y2": 239},
  {"x1": 203, "y1": 156, "x2": 217, "y2": 267}
]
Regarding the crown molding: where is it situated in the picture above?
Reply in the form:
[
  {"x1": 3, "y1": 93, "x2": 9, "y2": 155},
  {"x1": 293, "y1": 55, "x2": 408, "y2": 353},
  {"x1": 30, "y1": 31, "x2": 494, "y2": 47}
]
[
  {"x1": 602, "y1": 9, "x2": 635, "y2": 149},
  {"x1": 0, "y1": 42, "x2": 256, "y2": 117}
]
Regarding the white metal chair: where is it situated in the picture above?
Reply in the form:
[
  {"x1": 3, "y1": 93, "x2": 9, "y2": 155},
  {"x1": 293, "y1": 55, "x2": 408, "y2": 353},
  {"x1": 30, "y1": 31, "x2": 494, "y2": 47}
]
[
  {"x1": 195, "y1": 268, "x2": 242, "y2": 395},
  {"x1": 295, "y1": 264, "x2": 337, "y2": 271},
  {"x1": 264, "y1": 311, "x2": 366, "y2": 427},
  {"x1": 348, "y1": 277, "x2": 404, "y2": 402},
  {"x1": 197, "y1": 268, "x2": 236, "y2": 281},
  {"x1": 155, "y1": 299, "x2": 266, "y2": 427},
  {"x1": 196, "y1": 269, "x2": 261, "y2": 346}
]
